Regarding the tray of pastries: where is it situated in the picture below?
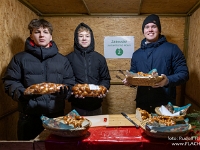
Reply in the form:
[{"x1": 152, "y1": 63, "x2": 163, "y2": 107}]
[
  {"x1": 140, "y1": 116, "x2": 191, "y2": 138},
  {"x1": 41, "y1": 110, "x2": 91, "y2": 137},
  {"x1": 42, "y1": 116, "x2": 91, "y2": 137},
  {"x1": 24, "y1": 82, "x2": 67, "y2": 95},
  {"x1": 72, "y1": 84, "x2": 107, "y2": 97},
  {"x1": 126, "y1": 71, "x2": 164, "y2": 86},
  {"x1": 136, "y1": 107, "x2": 191, "y2": 138}
]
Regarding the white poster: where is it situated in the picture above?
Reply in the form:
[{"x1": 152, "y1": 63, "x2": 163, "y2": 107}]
[{"x1": 104, "y1": 36, "x2": 134, "y2": 58}]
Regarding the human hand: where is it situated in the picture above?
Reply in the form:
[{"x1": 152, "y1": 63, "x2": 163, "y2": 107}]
[
  {"x1": 54, "y1": 86, "x2": 68, "y2": 98},
  {"x1": 71, "y1": 92, "x2": 85, "y2": 99},
  {"x1": 98, "y1": 90, "x2": 109, "y2": 98},
  {"x1": 74, "y1": 94, "x2": 85, "y2": 99},
  {"x1": 152, "y1": 74, "x2": 169, "y2": 88},
  {"x1": 13, "y1": 88, "x2": 41, "y2": 101},
  {"x1": 122, "y1": 78, "x2": 137, "y2": 88},
  {"x1": 122, "y1": 78, "x2": 131, "y2": 86}
]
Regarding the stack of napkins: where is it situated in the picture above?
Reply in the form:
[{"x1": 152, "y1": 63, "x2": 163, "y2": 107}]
[
  {"x1": 159, "y1": 103, "x2": 191, "y2": 116},
  {"x1": 159, "y1": 105, "x2": 180, "y2": 116}
]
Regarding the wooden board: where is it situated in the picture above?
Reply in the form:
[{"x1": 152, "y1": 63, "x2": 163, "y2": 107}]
[
  {"x1": 84, "y1": 115, "x2": 109, "y2": 127},
  {"x1": 108, "y1": 114, "x2": 140, "y2": 127},
  {"x1": 85, "y1": 114, "x2": 141, "y2": 127}
]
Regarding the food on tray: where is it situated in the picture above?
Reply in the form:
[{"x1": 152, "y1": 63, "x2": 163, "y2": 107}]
[
  {"x1": 141, "y1": 120, "x2": 191, "y2": 138},
  {"x1": 125, "y1": 69, "x2": 164, "y2": 86},
  {"x1": 41, "y1": 109, "x2": 90, "y2": 130},
  {"x1": 126, "y1": 69, "x2": 158, "y2": 77},
  {"x1": 24, "y1": 82, "x2": 67, "y2": 95},
  {"x1": 63, "y1": 115, "x2": 85, "y2": 128},
  {"x1": 172, "y1": 116, "x2": 185, "y2": 121},
  {"x1": 138, "y1": 103, "x2": 192, "y2": 137},
  {"x1": 136, "y1": 108, "x2": 151, "y2": 121},
  {"x1": 41, "y1": 109, "x2": 91, "y2": 137},
  {"x1": 72, "y1": 84, "x2": 107, "y2": 97},
  {"x1": 137, "y1": 71, "x2": 157, "y2": 77},
  {"x1": 147, "y1": 116, "x2": 176, "y2": 126}
]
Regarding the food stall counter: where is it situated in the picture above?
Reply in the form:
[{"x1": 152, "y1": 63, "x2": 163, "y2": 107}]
[{"x1": 34, "y1": 114, "x2": 200, "y2": 150}]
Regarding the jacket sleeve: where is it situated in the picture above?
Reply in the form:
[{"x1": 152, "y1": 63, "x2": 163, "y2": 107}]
[
  {"x1": 63, "y1": 58, "x2": 75, "y2": 99},
  {"x1": 130, "y1": 52, "x2": 138, "y2": 73},
  {"x1": 2, "y1": 56, "x2": 26, "y2": 101},
  {"x1": 166, "y1": 44, "x2": 189, "y2": 86},
  {"x1": 99, "y1": 57, "x2": 111, "y2": 90}
]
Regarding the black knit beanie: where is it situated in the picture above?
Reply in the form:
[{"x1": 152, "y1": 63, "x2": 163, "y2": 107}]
[{"x1": 142, "y1": 14, "x2": 161, "y2": 33}]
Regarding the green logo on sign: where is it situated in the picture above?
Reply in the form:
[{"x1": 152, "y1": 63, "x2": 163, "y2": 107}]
[{"x1": 115, "y1": 48, "x2": 123, "y2": 56}]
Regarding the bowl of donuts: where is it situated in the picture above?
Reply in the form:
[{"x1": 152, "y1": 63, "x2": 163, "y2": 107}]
[
  {"x1": 72, "y1": 84, "x2": 107, "y2": 97},
  {"x1": 41, "y1": 110, "x2": 92, "y2": 137}
]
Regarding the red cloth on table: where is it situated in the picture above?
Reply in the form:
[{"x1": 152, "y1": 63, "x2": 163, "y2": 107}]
[{"x1": 45, "y1": 127, "x2": 200, "y2": 150}]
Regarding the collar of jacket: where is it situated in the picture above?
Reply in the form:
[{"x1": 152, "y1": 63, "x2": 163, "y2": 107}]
[
  {"x1": 141, "y1": 35, "x2": 167, "y2": 49},
  {"x1": 24, "y1": 37, "x2": 58, "y2": 60}
]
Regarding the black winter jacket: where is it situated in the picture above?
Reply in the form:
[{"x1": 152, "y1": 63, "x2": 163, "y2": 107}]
[
  {"x1": 2, "y1": 37, "x2": 75, "y2": 115},
  {"x1": 66, "y1": 23, "x2": 111, "y2": 110}
]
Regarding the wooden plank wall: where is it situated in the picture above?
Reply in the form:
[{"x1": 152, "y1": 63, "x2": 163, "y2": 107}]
[
  {"x1": 0, "y1": 0, "x2": 37, "y2": 140},
  {"x1": 1, "y1": 0, "x2": 195, "y2": 141},
  {"x1": 185, "y1": 7, "x2": 200, "y2": 112},
  {"x1": 45, "y1": 16, "x2": 186, "y2": 114}
]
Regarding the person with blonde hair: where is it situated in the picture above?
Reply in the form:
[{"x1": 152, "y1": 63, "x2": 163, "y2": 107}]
[{"x1": 66, "y1": 23, "x2": 111, "y2": 116}]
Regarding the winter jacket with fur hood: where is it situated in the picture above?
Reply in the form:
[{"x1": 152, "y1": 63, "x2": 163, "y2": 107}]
[{"x1": 66, "y1": 23, "x2": 111, "y2": 111}]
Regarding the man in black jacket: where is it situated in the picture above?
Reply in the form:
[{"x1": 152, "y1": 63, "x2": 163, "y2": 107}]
[
  {"x1": 2, "y1": 19, "x2": 75, "y2": 140},
  {"x1": 66, "y1": 23, "x2": 111, "y2": 116}
]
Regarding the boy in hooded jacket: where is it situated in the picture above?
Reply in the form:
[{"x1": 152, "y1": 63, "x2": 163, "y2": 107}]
[
  {"x1": 123, "y1": 14, "x2": 189, "y2": 113},
  {"x1": 2, "y1": 19, "x2": 75, "y2": 140},
  {"x1": 66, "y1": 23, "x2": 111, "y2": 116}
]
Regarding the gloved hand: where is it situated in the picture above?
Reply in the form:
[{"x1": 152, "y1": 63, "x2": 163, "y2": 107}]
[
  {"x1": 22, "y1": 93, "x2": 41, "y2": 100},
  {"x1": 54, "y1": 86, "x2": 68, "y2": 99},
  {"x1": 13, "y1": 88, "x2": 40, "y2": 101},
  {"x1": 13, "y1": 88, "x2": 23, "y2": 101}
]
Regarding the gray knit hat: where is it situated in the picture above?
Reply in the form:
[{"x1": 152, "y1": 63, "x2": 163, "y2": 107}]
[{"x1": 142, "y1": 14, "x2": 161, "y2": 33}]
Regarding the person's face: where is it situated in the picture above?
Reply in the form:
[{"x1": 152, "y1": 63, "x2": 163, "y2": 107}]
[
  {"x1": 78, "y1": 31, "x2": 91, "y2": 48},
  {"x1": 30, "y1": 27, "x2": 52, "y2": 48},
  {"x1": 143, "y1": 23, "x2": 160, "y2": 43}
]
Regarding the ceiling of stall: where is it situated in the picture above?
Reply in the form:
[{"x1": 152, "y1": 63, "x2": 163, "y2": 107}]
[{"x1": 18, "y1": 0, "x2": 200, "y2": 16}]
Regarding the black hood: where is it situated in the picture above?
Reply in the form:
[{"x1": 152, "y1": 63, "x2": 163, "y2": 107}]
[
  {"x1": 25, "y1": 37, "x2": 58, "y2": 60},
  {"x1": 74, "y1": 22, "x2": 95, "y2": 53}
]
